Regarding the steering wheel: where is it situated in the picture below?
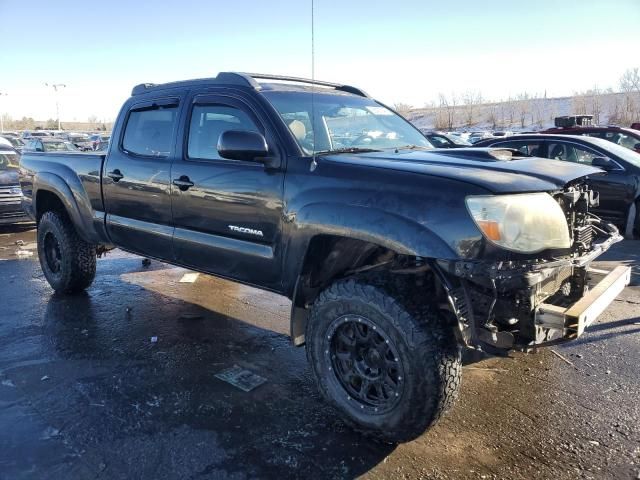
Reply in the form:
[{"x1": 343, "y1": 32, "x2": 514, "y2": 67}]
[{"x1": 350, "y1": 134, "x2": 375, "y2": 146}]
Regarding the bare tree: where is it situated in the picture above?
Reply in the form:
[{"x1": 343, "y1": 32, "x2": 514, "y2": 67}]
[
  {"x1": 586, "y1": 86, "x2": 603, "y2": 124},
  {"x1": 516, "y1": 92, "x2": 531, "y2": 128},
  {"x1": 88, "y1": 115, "x2": 98, "y2": 126},
  {"x1": 438, "y1": 93, "x2": 458, "y2": 130},
  {"x1": 461, "y1": 90, "x2": 482, "y2": 127},
  {"x1": 571, "y1": 91, "x2": 587, "y2": 115},
  {"x1": 486, "y1": 103, "x2": 499, "y2": 129},
  {"x1": 620, "y1": 68, "x2": 640, "y2": 123}
]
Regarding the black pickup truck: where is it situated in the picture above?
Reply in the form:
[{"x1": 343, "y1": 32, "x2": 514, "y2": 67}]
[{"x1": 19, "y1": 73, "x2": 630, "y2": 442}]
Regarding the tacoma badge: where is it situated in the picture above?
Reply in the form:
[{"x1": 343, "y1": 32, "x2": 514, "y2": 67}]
[{"x1": 228, "y1": 225, "x2": 264, "y2": 237}]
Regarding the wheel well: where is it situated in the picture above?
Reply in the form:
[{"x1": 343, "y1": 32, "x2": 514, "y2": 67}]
[
  {"x1": 290, "y1": 235, "x2": 454, "y2": 345},
  {"x1": 35, "y1": 190, "x2": 67, "y2": 223}
]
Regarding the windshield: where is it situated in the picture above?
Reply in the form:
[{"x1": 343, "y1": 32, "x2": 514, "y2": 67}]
[
  {"x1": 0, "y1": 152, "x2": 19, "y2": 170},
  {"x1": 262, "y1": 90, "x2": 432, "y2": 155}
]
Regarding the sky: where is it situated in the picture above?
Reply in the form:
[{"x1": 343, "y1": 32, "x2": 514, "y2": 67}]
[{"x1": 0, "y1": 0, "x2": 638, "y2": 122}]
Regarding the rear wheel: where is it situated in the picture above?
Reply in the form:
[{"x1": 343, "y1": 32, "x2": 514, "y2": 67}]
[
  {"x1": 37, "y1": 211, "x2": 96, "y2": 293},
  {"x1": 306, "y1": 279, "x2": 461, "y2": 442}
]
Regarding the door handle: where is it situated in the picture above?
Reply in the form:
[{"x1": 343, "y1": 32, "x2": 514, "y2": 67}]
[
  {"x1": 107, "y1": 169, "x2": 123, "y2": 182},
  {"x1": 173, "y1": 176, "x2": 194, "y2": 191}
]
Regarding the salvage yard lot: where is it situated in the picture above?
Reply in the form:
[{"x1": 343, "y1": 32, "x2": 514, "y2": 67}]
[{"x1": 0, "y1": 226, "x2": 638, "y2": 480}]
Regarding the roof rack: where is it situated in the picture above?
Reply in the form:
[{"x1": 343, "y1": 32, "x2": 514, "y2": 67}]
[{"x1": 131, "y1": 72, "x2": 369, "y2": 97}]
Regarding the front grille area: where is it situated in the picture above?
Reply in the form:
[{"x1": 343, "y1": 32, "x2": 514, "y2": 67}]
[{"x1": 538, "y1": 266, "x2": 573, "y2": 299}]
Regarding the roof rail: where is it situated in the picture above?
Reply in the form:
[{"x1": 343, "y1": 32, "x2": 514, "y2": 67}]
[
  {"x1": 240, "y1": 73, "x2": 370, "y2": 97},
  {"x1": 130, "y1": 72, "x2": 369, "y2": 97}
]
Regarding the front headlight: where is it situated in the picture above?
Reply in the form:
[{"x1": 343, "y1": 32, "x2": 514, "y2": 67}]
[{"x1": 466, "y1": 193, "x2": 570, "y2": 253}]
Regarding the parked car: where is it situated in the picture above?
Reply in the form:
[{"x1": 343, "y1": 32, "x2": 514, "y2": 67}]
[
  {"x1": 23, "y1": 138, "x2": 79, "y2": 153},
  {"x1": 541, "y1": 125, "x2": 640, "y2": 154},
  {"x1": 21, "y1": 131, "x2": 53, "y2": 139},
  {"x1": 468, "y1": 131, "x2": 491, "y2": 143},
  {"x1": 631, "y1": 122, "x2": 640, "y2": 131},
  {"x1": 56, "y1": 132, "x2": 93, "y2": 150},
  {"x1": 422, "y1": 131, "x2": 471, "y2": 148},
  {"x1": 0, "y1": 148, "x2": 29, "y2": 225},
  {"x1": 1, "y1": 135, "x2": 25, "y2": 153},
  {"x1": 474, "y1": 134, "x2": 640, "y2": 238},
  {"x1": 19, "y1": 72, "x2": 629, "y2": 442},
  {"x1": 88, "y1": 133, "x2": 111, "y2": 150}
]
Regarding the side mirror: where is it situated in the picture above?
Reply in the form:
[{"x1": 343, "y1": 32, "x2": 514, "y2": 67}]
[
  {"x1": 218, "y1": 130, "x2": 269, "y2": 162},
  {"x1": 592, "y1": 157, "x2": 615, "y2": 171},
  {"x1": 634, "y1": 143, "x2": 640, "y2": 151}
]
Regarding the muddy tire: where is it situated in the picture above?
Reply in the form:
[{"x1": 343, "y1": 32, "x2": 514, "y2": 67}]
[
  {"x1": 306, "y1": 278, "x2": 461, "y2": 442},
  {"x1": 37, "y1": 211, "x2": 96, "y2": 293}
]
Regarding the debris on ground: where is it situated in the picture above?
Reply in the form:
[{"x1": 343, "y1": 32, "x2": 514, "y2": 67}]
[
  {"x1": 550, "y1": 349, "x2": 575, "y2": 367},
  {"x1": 179, "y1": 273, "x2": 199, "y2": 283},
  {"x1": 215, "y1": 365, "x2": 267, "y2": 392},
  {"x1": 15, "y1": 250, "x2": 33, "y2": 257},
  {"x1": 14, "y1": 240, "x2": 24, "y2": 246},
  {"x1": 141, "y1": 258, "x2": 151, "y2": 267}
]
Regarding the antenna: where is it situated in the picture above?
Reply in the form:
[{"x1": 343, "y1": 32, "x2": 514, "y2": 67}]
[{"x1": 310, "y1": 0, "x2": 318, "y2": 170}]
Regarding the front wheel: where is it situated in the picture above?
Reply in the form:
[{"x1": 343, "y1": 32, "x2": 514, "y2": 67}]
[
  {"x1": 37, "y1": 211, "x2": 97, "y2": 293},
  {"x1": 306, "y1": 279, "x2": 461, "y2": 442}
]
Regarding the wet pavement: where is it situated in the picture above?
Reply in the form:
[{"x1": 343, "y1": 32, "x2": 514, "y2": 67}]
[{"x1": 0, "y1": 225, "x2": 638, "y2": 479}]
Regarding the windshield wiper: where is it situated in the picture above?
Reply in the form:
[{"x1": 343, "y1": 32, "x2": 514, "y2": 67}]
[
  {"x1": 315, "y1": 147, "x2": 382, "y2": 155},
  {"x1": 389, "y1": 144, "x2": 432, "y2": 152}
]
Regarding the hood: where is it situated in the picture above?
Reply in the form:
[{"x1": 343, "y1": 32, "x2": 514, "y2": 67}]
[
  {"x1": 0, "y1": 168, "x2": 19, "y2": 186},
  {"x1": 324, "y1": 148, "x2": 603, "y2": 193}
]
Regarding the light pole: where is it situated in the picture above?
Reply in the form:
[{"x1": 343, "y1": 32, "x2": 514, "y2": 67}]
[
  {"x1": 45, "y1": 83, "x2": 66, "y2": 130},
  {"x1": 0, "y1": 91, "x2": 7, "y2": 133}
]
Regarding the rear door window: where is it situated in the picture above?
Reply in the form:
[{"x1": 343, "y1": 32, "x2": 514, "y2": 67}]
[{"x1": 122, "y1": 103, "x2": 178, "y2": 157}]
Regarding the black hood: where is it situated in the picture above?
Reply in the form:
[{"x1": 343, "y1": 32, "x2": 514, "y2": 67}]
[{"x1": 324, "y1": 148, "x2": 603, "y2": 193}]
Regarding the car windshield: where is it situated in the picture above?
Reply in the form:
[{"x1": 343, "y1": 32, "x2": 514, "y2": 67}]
[
  {"x1": 262, "y1": 90, "x2": 432, "y2": 155},
  {"x1": 585, "y1": 136, "x2": 640, "y2": 168},
  {"x1": 613, "y1": 132, "x2": 640, "y2": 151},
  {"x1": 0, "y1": 152, "x2": 19, "y2": 170},
  {"x1": 43, "y1": 141, "x2": 78, "y2": 152}
]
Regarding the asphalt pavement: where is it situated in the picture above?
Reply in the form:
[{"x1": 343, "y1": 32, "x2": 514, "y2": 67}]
[{"x1": 0, "y1": 225, "x2": 638, "y2": 480}]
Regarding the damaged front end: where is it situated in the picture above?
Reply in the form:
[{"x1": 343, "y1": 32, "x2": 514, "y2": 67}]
[{"x1": 438, "y1": 183, "x2": 630, "y2": 352}]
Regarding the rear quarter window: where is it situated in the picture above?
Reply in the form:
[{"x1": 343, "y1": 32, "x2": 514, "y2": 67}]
[{"x1": 122, "y1": 106, "x2": 178, "y2": 157}]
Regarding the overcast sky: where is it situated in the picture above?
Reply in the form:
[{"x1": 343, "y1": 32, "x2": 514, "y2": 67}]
[{"x1": 0, "y1": 0, "x2": 638, "y2": 122}]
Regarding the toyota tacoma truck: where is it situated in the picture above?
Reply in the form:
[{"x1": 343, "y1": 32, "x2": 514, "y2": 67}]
[{"x1": 19, "y1": 73, "x2": 631, "y2": 442}]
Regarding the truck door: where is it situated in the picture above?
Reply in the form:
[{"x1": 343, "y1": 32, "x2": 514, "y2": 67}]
[
  {"x1": 170, "y1": 92, "x2": 285, "y2": 291},
  {"x1": 102, "y1": 96, "x2": 180, "y2": 259}
]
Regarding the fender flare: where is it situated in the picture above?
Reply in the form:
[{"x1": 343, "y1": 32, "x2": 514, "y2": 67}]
[
  {"x1": 32, "y1": 172, "x2": 103, "y2": 244},
  {"x1": 286, "y1": 203, "x2": 460, "y2": 345}
]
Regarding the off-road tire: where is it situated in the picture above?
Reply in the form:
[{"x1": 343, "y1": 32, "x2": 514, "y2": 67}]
[
  {"x1": 306, "y1": 278, "x2": 461, "y2": 442},
  {"x1": 37, "y1": 211, "x2": 96, "y2": 293}
]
